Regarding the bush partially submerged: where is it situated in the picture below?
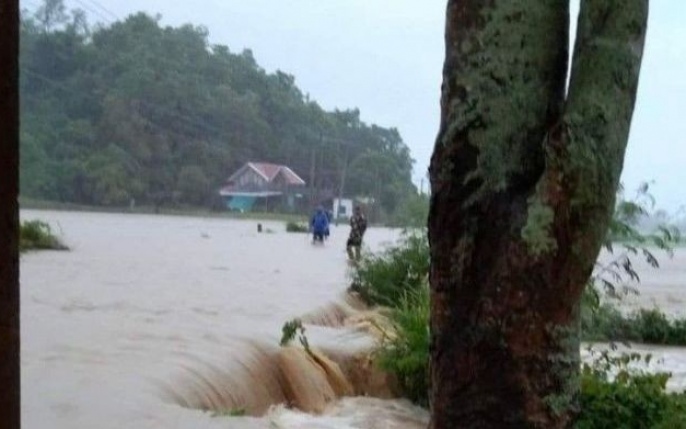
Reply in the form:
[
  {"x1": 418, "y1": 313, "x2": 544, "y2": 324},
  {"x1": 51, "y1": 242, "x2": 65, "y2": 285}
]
[
  {"x1": 280, "y1": 318, "x2": 310, "y2": 352},
  {"x1": 285, "y1": 221, "x2": 309, "y2": 233},
  {"x1": 350, "y1": 231, "x2": 429, "y2": 307},
  {"x1": 20, "y1": 220, "x2": 68, "y2": 252},
  {"x1": 582, "y1": 305, "x2": 686, "y2": 346},
  {"x1": 210, "y1": 408, "x2": 246, "y2": 417}
]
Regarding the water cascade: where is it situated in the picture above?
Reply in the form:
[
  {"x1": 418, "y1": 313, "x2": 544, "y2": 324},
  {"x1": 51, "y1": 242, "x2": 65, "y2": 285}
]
[{"x1": 161, "y1": 293, "x2": 399, "y2": 416}]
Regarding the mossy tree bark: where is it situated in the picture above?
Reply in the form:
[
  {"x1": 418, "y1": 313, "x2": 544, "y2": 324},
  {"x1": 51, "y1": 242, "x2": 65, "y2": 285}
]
[
  {"x1": 0, "y1": 1, "x2": 20, "y2": 428},
  {"x1": 428, "y1": 1, "x2": 648, "y2": 427}
]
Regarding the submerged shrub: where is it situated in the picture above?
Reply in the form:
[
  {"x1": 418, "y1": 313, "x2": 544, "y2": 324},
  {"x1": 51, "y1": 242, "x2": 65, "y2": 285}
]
[
  {"x1": 582, "y1": 302, "x2": 635, "y2": 342},
  {"x1": 581, "y1": 303, "x2": 686, "y2": 346},
  {"x1": 279, "y1": 318, "x2": 310, "y2": 352},
  {"x1": 210, "y1": 407, "x2": 246, "y2": 417},
  {"x1": 350, "y1": 230, "x2": 429, "y2": 307},
  {"x1": 285, "y1": 221, "x2": 309, "y2": 233},
  {"x1": 19, "y1": 220, "x2": 68, "y2": 252}
]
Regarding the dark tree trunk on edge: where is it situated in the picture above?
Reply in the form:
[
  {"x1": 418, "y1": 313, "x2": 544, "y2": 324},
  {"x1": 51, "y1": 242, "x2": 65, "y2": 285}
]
[
  {"x1": 0, "y1": 1, "x2": 20, "y2": 428},
  {"x1": 428, "y1": 1, "x2": 648, "y2": 428}
]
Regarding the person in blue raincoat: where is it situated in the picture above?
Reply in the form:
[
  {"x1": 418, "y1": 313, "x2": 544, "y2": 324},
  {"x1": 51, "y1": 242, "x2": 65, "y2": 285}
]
[{"x1": 310, "y1": 206, "x2": 330, "y2": 243}]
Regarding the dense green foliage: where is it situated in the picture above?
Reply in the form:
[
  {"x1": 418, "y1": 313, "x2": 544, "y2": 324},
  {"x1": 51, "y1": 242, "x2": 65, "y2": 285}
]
[
  {"x1": 20, "y1": 0, "x2": 416, "y2": 216},
  {"x1": 349, "y1": 231, "x2": 429, "y2": 307},
  {"x1": 578, "y1": 351, "x2": 686, "y2": 429},
  {"x1": 19, "y1": 220, "x2": 67, "y2": 251},
  {"x1": 375, "y1": 285, "x2": 430, "y2": 407}
]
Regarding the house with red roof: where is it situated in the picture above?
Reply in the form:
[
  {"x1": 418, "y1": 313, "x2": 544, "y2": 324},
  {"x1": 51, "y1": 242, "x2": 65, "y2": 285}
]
[{"x1": 219, "y1": 162, "x2": 307, "y2": 212}]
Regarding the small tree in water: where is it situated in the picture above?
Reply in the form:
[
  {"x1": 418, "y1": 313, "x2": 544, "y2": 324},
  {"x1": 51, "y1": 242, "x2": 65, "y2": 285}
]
[{"x1": 428, "y1": 1, "x2": 648, "y2": 428}]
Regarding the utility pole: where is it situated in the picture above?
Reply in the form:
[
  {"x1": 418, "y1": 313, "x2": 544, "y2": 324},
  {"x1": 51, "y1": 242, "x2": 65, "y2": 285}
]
[
  {"x1": 308, "y1": 139, "x2": 317, "y2": 208},
  {"x1": 337, "y1": 143, "x2": 350, "y2": 215}
]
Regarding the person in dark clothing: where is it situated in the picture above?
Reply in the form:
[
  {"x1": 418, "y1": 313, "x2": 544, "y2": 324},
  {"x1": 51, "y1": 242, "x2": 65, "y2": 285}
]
[
  {"x1": 310, "y1": 206, "x2": 330, "y2": 244},
  {"x1": 346, "y1": 206, "x2": 367, "y2": 261}
]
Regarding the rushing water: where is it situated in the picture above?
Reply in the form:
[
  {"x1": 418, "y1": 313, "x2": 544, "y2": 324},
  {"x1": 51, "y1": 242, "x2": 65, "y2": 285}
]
[{"x1": 20, "y1": 209, "x2": 686, "y2": 428}]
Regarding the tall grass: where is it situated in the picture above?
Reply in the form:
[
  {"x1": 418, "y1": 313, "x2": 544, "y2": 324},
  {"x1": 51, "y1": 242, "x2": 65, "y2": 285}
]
[{"x1": 376, "y1": 285, "x2": 430, "y2": 407}]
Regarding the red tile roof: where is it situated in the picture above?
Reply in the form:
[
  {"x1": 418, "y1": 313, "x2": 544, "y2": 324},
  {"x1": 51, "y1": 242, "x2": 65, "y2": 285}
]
[
  {"x1": 250, "y1": 162, "x2": 281, "y2": 181},
  {"x1": 228, "y1": 162, "x2": 306, "y2": 186}
]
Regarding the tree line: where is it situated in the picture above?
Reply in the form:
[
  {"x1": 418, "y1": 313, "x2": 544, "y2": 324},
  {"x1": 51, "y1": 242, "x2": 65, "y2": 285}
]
[{"x1": 19, "y1": 0, "x2": 417, "y2": 217}]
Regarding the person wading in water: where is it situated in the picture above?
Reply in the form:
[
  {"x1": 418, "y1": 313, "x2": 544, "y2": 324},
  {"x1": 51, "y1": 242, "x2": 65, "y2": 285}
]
[
  {"x1": 310, "y1": 206, "x2": 330, "y2": 244},
  {"x1": 346, "y1": 206, "x2": 367, "y2": 261}
]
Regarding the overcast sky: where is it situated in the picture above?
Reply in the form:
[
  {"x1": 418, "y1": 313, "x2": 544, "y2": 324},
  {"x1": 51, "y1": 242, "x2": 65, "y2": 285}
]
[{"x1": 25, "y1": 0, "x2": 686, "y2": 211}]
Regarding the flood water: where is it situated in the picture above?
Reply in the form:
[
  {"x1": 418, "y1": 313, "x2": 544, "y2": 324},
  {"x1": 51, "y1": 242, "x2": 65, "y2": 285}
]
[{"x1": 20, "y1": 210, "x2": 686, "y2": 428}]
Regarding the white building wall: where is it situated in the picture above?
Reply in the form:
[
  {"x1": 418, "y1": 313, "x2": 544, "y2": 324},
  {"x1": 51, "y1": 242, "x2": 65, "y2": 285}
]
[{"x1": 333, "y1": 198, "x2": 354, "y2": 219}]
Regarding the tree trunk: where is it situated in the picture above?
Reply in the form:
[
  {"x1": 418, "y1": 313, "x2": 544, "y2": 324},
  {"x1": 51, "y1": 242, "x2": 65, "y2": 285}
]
[
  {"x1": 428, "y1": 1, "x2": 648, "y2": 428},
  {"x1": 0, "y1": 1, "x2": 21, "y2": 428}
]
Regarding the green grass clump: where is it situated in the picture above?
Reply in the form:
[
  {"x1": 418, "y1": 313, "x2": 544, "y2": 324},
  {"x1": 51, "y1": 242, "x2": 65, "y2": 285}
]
[
  {"x1": 350, "y1": 231, "x2": 429, "y2": 307},
  {"x1": 285, "y1": 221, "x2": 309, "y2": 233},
  {"x1": 20, "y1": 220, "x2": 68, "y2": 252},
  {"x1": 376, "y1": 285, "x2": 430, "y2": 407}
]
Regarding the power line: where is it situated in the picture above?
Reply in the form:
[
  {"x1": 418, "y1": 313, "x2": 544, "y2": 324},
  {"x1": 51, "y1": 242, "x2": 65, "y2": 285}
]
[
  {"x1": 21, "y1": 67, "x2": 231, "y2": 139},
  {"x1": 71, "y1": 0, "x2": 112, "y2": 25},
  {"x1": 79, "y1": 0, "x2": 118, "y2": 22},
  {"x1": 20, "y1": 1, "x2": 273, "y2": 148},
  {"x1": 20, "y1": 0, "x2": 243, "y2": 141},
  {"x1": 22, "y1": 1, "x2": 360, "y2": 152}
]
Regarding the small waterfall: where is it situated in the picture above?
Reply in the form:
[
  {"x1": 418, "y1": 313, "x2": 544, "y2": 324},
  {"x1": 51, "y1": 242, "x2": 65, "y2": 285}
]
[
  {"x1": 158, "y1": 342, "x2": 287, "y2": 415},
  {"x1": 300, "y1": 302, "x2": 353, "y2": 327},
  {"x1": 278, "y1": 347, "x2": 343, "y2": 413},
  {"x1": 161, "y1": 294, "x2": 399, "y2": 416}
]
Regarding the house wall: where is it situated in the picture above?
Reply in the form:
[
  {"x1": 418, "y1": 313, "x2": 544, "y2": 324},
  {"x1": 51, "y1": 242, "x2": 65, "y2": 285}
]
[
  {"x1": 333, "y1": 198, "x2": 354, "y2": 219},
  {"x1": 272, "y1": 171, "x2": 290, "y2": 187},
  {"x1": 234, "y1": 168, "x2": 267, "y2": 189}
]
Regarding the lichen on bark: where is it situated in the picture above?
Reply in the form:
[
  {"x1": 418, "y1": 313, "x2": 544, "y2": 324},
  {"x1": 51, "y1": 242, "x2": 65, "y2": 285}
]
[
  {"x1": 434, "y1": 0, "x2": 568, "y2": 206},
  {"x1": 521, "y1": 195, "x2": 557, "y2": 256}
]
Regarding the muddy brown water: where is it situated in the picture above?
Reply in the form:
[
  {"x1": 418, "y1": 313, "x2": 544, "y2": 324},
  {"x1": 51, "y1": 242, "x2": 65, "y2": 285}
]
[{"x1": 20, "y1": 210, "x2": 686, "y2": 428}]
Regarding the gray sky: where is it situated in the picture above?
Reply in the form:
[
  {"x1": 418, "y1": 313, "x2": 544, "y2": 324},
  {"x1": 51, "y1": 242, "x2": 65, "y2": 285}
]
[{"x1": 34, "y1": 0, "x2": 686, "y2": 211}]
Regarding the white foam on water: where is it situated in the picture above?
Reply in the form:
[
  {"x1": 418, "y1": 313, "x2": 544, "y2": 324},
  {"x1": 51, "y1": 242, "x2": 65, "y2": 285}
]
[{"x1": 267, "y1": 397, "x2": 429, "y2": 429}]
